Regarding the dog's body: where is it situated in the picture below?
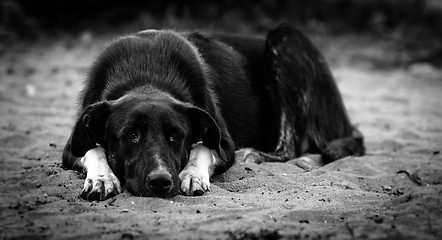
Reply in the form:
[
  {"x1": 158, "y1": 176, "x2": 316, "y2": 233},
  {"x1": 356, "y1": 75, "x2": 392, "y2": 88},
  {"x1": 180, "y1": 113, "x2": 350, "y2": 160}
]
[{"x1": 62, "y1": 25, "x2": 364, "y2": 200}]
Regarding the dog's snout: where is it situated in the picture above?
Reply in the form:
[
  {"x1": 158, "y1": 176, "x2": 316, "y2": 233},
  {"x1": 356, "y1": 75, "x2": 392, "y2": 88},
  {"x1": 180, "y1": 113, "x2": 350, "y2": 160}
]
[{"x1": 147, "y1": 170, "x2": 173, "y2": 193}]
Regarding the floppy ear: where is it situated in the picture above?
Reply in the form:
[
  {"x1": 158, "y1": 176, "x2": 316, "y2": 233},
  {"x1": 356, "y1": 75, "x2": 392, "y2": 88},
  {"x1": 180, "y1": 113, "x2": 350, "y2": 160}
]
[
  {"x1": 186, "y1": 106, "x2": 223, "y2": 158},
  {"x1": 70, "y1": 101, "x2": 111, "y2": 157}
]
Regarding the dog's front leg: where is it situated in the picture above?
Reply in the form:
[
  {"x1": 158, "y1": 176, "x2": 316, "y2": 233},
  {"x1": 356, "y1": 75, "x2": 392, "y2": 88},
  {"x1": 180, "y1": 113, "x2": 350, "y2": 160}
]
[
  {"x1": 79, "y1": 146, "x2": 122, "y2": 201},
  {"x1": 179, "y1": 143, "x2": 216, "y2": 196}
]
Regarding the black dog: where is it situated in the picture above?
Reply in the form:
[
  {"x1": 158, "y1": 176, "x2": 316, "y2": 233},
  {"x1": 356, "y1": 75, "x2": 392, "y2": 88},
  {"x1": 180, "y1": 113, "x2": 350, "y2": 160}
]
[{"x1": 62, "y1": 24, "x2": 364, "y2": 200}]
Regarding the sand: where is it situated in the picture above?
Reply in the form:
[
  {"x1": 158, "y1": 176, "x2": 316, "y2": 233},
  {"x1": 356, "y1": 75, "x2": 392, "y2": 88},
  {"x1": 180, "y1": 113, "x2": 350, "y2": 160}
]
[{"x1": 0, "y1": 33, "x2": 441, "y2": 240}]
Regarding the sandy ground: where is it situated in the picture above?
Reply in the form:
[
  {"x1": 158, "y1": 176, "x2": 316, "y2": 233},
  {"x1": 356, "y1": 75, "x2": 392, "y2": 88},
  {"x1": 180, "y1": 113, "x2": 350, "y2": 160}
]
[{"x1": 0, "y1": 32, "x2": 441, "y2": 240}]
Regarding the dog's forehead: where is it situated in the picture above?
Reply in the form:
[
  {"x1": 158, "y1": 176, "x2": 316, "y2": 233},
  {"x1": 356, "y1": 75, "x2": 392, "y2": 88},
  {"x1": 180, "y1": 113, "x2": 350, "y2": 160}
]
[{"x1": 112, "y1": 96, "x2": 187, "y2": 126}]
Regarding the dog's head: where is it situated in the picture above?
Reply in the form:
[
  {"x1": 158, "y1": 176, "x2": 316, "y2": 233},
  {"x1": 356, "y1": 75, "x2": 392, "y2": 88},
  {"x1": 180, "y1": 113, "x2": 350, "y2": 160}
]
[{"x1": 70, "y1": 94, "x2": 222, "y2": 197}]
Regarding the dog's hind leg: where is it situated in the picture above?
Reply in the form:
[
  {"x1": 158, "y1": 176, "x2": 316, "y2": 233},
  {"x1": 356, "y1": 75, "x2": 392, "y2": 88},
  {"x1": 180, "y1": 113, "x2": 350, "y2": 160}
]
[
  {"x1": 236, "y1": 23, "x2": 364, "y2": 167},
  {"x1": 236, "y1": 24, "x2": 316, "y2": 164}
]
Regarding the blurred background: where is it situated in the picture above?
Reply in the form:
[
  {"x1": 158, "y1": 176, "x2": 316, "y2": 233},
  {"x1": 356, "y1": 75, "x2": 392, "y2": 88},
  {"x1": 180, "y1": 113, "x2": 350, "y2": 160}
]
[
  {"x1": 1, "y1": 0, "x2": 442, "y2": 66},
  {"x1": 2, "y1": 3, "x2": 442, "y2": 239}
]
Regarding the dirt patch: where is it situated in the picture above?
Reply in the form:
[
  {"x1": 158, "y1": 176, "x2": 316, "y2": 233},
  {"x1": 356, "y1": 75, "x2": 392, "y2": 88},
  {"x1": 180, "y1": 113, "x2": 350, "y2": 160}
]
[{"x1": 1, "y1": 33, "x2": 441, "y2": 240}]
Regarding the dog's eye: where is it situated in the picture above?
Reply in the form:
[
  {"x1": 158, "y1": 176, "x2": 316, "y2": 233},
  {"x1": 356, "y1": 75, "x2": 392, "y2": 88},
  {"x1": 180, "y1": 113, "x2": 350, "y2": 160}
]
[
  {"x1": 126, "y1": 132, "x2": 139, "y2": 144},
  {"x1": 168, "y1": 133, "x2": 181, "y2": 143}
]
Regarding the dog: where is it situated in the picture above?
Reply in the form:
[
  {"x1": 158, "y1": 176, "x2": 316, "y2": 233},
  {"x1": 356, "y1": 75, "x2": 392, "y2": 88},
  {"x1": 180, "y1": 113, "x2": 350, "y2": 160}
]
[{"x1": 62, "y1": 24, "x2": 365, "y2": 200}]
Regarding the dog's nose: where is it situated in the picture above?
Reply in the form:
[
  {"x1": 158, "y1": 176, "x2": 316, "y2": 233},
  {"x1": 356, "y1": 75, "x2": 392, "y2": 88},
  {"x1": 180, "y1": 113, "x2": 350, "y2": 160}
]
[{"x1": 147, "y1": 171, "x2": 172, "y2": 194}]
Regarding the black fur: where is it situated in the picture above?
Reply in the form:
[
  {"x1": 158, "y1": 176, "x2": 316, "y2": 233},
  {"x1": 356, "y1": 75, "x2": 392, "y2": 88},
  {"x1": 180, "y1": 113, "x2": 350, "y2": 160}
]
[{"x1": 63, "y1": 24, "x2": 364, "y2": 199}]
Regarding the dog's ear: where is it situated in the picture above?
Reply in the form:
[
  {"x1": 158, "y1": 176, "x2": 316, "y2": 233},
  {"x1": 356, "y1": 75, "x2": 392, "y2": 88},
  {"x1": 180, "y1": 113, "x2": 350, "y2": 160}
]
[
  {"x1": 186, "y1": 105, "x2": 222, "y2": 158},
  {"x1": 70, "y1": 101, "x2": 111, "y2": 157}
]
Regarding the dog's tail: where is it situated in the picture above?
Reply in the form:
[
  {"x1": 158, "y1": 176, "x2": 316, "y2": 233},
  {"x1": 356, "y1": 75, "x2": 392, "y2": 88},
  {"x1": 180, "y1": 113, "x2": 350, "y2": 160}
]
[{"x1": 320, "y1": 127, "x2": 365, "y2": 163}]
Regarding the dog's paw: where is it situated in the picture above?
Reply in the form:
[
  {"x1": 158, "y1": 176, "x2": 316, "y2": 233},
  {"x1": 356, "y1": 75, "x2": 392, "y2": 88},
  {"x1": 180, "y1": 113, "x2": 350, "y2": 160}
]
[
  {"x1": 235, "y1": 148, "x2": 263, "y2": 164},
  {"x1": 179, "y1": 166, "x2": 210, "y2": 196},
  {"x1": 81, "y1": 172, "x2": 122, "y2": 201},
  {"x1": 287, "y1": 154, "x2": 323, "y2": 171}
]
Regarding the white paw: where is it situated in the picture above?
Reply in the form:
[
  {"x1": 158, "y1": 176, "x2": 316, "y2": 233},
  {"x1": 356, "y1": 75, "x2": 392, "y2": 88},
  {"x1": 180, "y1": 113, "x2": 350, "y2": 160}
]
[
  {"x1": 179, "y1": 166, "x2": 210, "y2": 196},
  {"x1": 79, "y1": 147, "x2": 122, "y2": 201},
  {"x1": 179, "y1": 143, "x2": 213, "y2": 196},
  {"x1": 81, "y1": 172, "x2": 122, "y2": 201}
]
